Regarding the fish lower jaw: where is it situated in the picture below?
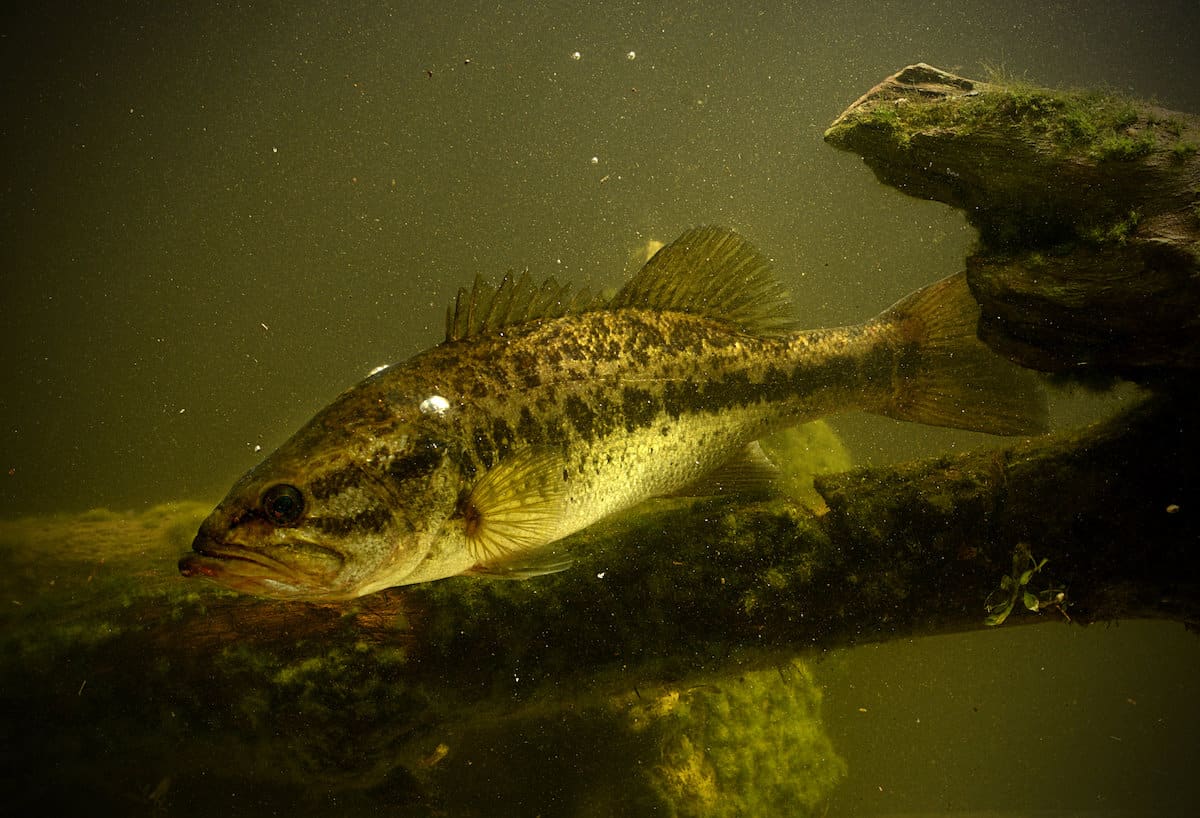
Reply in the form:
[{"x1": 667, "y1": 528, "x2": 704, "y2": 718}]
[
  {"x1": 183, "y1": 535, "x2": 293, "y2": 577},
  {"x1": 177, "y1": 551, "x2": 300, "y2": 594},
  {"x1": 178, "y1": 534, "x2": 338, "y2": 599},
  {"x1": 178, "y1": 550, "x2": 276, "y2": 580},
  {"x1": 177, "y1": 551, "x2": 360, "y2": 600}
]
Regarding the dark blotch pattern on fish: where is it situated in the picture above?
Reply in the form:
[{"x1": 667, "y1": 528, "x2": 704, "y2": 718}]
[
  {"x1": 517, "y1": 406, "x2": 542, "y2": 445},
  {"x1": 474, "y1": 432, "x2": 495, "y2": 470},
  {"x1": 564, "y1": 394, "x2": 595, "y2": 441},
  {"x1": 386, "y1": 441, "x2": 445, "y2": 484},
  {"x1": 311, "y1": 504, "x2": 393, "y2": 536},
  {"x1": 491, "y1": 418, "x2": 515, "y2": 460},
  {"x1": 309, "y1": 466, "x2": 365, "y2": 500},
  {"x1": 621, "y1": 386, "x2": 658, "y2": 433},
  {"x1": 334, "y1": 309, "x2": 882, "y2": 509}
]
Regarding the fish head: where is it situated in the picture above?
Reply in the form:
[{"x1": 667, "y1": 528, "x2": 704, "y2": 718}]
[{"x1": 180, "y1": 401, "x2": 466, "y2": 601}]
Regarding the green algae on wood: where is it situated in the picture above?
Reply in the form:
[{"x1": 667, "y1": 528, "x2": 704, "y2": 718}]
[{"x1": 825, "y1": 63, "x2": 1200, "y2": 379}]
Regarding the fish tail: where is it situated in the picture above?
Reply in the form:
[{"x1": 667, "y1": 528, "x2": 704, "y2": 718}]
[{"x1": 867, "y1": 272, "x2": 1048, "y2": 435}]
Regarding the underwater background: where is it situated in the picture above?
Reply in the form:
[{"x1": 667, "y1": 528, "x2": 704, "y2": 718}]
[{"x1": 3, "y1": 1, "x2": 1199, "y2": 815}]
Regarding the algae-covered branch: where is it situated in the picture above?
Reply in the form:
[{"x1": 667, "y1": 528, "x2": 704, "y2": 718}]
[
  {"x1": 814, "y1": 63, "x2": 1200, "y2": 634},
  {"x1": 825, "y1": 63, "x2": 1200, "y2": 379}
]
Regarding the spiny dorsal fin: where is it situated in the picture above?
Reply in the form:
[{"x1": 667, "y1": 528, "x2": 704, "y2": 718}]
[
  {"x1": 609, "y1": 226, "x2": 797, "y2": 336},
  {"x1": 444, "y1": 271, "x2": 605, "y2": 342},
  {"x1": 443, "y1": 227, "x2": 796, "y2": 342}
]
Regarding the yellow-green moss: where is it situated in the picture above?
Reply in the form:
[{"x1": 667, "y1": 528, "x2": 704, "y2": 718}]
[
  {"x1": 840, "y1": 79, "x2": 1169, "y2": 166},
  {"x1": 760, "y1": 420, "x2": 852, "y2": 508},
  {"x1": 1082, "y1": 210, "x2": 1142, "y2": 245},
  {"x1": 1170, "y1": 141, "x2": 1198, "y2": 160},
  {"x1": 629, "y1": 660, "x2": 846, "y2": 817},
  {"x1": 1095, "y1": 133, "x2": 1155, "y2": 161}
]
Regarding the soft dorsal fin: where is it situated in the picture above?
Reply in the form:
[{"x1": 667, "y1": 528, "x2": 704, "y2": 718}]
[
  {"x1": 609, "y1": 226, "x2": 797, "y2": 336},
  {"x1": 444, "y1": 271, "x2": 605, "y2": 342}
]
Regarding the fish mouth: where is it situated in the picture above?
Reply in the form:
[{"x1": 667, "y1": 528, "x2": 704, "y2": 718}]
[{"x1": 179, "y1": 534, "x2": 345, "y2": 599}]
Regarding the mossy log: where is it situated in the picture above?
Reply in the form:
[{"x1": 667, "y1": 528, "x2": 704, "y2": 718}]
[
  {"x1": 3, "y1": 394, "x2": 1197, "y2": 814},
  {"x1": 825, "y1": 63, "x2": 1200, "y2": 379}
]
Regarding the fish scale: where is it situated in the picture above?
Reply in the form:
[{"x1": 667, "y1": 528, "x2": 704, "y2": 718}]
[{"x1": 435, "y1": 311, "x2": 859, "y2": 501}]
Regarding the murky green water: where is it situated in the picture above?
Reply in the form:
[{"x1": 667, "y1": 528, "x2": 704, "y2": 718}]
[{"x1": 3, "y1": 1, "x2": 1198, "y2": 815}]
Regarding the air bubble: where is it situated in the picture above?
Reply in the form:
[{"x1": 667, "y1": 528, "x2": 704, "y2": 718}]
[{"x1": 419, "y1": 395, "x2": 451, "y2": 416}]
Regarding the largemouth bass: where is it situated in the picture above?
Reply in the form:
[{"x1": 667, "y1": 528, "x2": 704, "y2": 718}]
[{"x1": 180, "y1": 227, "x2": 1045, "y2": 600}]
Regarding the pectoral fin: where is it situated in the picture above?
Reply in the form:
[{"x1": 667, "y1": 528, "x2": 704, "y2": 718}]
[{"x1": 461, "y1": 447, "x2": 567, "y2": 566}]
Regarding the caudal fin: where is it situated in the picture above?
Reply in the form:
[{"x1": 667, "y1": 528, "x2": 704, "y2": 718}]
[{"x1": 868, "y1": 272, "x2": 1048, "y2": 436}]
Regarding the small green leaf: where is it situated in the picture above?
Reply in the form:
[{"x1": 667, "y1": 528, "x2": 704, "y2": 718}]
[{"x1": 985, "y1": 601, "x2": 1014, "y2": 626}]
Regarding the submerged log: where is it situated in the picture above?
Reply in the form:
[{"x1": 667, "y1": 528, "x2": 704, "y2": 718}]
[
  {"x1": 824, "y1": 63, "x2": 1200, "y2": 380},
  {"x1": 2, "y1": 395, "x2": 1197, "y2": 814}
]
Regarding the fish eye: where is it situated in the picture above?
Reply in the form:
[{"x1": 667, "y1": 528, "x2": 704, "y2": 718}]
[{"x1": 261, "y1": 483, "x2": 305, "y2": 526}]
